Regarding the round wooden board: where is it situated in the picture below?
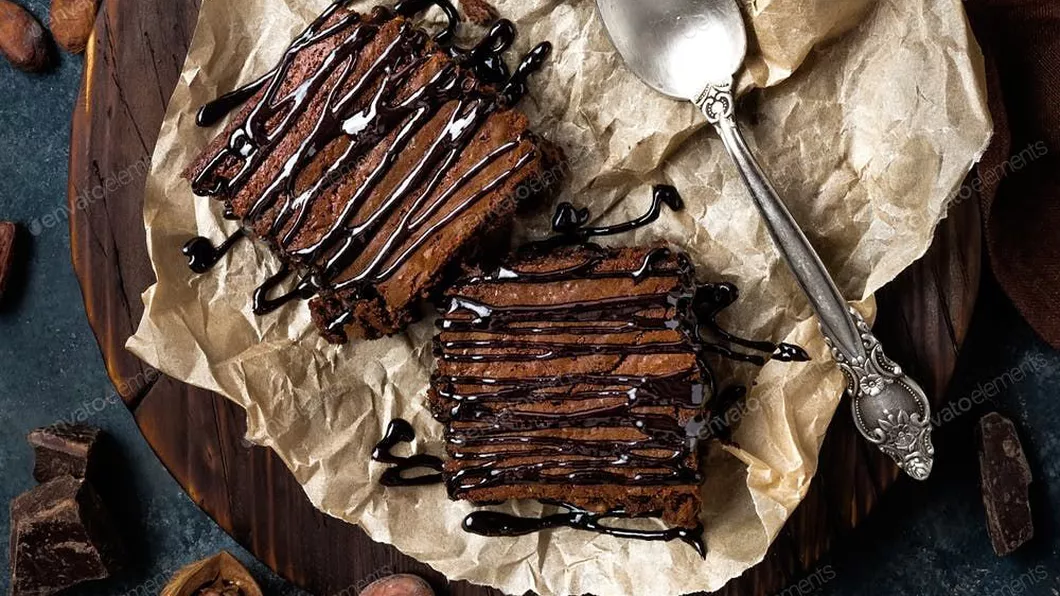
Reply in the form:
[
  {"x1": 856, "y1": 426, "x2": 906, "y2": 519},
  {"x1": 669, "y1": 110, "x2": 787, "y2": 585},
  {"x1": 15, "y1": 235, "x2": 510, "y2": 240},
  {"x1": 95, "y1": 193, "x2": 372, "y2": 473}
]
[{"x1": 68, "y1": 1, "x2": 982, "y2": 594}]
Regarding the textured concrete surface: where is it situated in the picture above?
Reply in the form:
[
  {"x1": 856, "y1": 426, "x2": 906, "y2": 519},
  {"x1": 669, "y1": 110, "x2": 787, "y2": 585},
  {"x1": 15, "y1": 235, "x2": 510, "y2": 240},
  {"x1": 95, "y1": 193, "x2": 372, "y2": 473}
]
[
  {"x1": 811, "y1": 280, "x2": 1060, "y2": 596},
  {"x1": 0, "y1": 1, "x2": 1056, "y2": 594},
  {"x1": 0, "y1": 1, "x2": 307, "y2": 594}
]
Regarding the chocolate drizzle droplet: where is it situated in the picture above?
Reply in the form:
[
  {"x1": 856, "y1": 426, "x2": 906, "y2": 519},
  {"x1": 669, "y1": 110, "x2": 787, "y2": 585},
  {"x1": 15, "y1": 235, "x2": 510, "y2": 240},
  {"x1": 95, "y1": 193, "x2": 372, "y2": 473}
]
[
  {"x1": 394, "y1": 0, "x2": 460, "y2": 44},
  {"x1": 691, "y1": 283, "x2": 810, "y2": 365},
  {"x1": 555, "y1": 182, "x2": 678, "y2": 237},
  {"x1": 463, "y1": 503, "x2": 706, "y2": 558},
  {"x1": 195, "y1": 74, "x2": 270, "y2": 127},
  {"x1": 499, "y1": 42, "x2": 552, "y2": 106},
  {"x1": 544, "y1": 184, "x2": 682, "y2": 245},
  {"x1": 182, "y1": 230, "x2": 246, "y2": 274},
  {"x1": 450, "y1": 19, "x2": 516, "y2": 83},
  {"x1": 251, "y1": 265, "x2": 320, "y2": 316},
  {"x1": 372, "y1": 419, "x2": 444, "y2": 487}
]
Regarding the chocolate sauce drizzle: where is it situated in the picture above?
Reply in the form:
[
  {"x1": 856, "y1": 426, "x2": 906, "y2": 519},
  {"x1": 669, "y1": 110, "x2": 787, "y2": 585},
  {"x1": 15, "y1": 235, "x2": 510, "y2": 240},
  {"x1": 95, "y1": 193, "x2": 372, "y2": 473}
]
[
  {"x1": 371, "y1": 419, "x2": 444, "y2": 487},
  {"x1": 552, "y1": 184, "x2": 684, "y2": 240},
  {"x1": 370, "y1": 413, "x2": 708, "y2": 558},
  {"x1": 463, "y1": 504, "x2": 706, "y2": 558},
  {"x1": 428, "y1": 186, "x2": 808, "y2": 556},
  {"x1": 184, "y1": 0, "x2": 552, "y2": 337},
  {"x1": 182, "y1": 230, "x2": 246, "y2": 274}
]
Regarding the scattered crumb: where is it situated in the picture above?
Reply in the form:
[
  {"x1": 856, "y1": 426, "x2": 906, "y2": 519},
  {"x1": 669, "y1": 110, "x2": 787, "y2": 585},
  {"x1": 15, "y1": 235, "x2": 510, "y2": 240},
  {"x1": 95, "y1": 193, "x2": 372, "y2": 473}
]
[{"x1": 459, "y1": 0, "x2": 498, "y2": 26}]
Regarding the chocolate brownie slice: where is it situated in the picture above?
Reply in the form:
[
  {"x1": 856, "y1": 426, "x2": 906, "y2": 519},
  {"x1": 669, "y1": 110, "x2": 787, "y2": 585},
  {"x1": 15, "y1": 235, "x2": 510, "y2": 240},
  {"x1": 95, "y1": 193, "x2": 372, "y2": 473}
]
[
  {"x1": 429, "y1": 243, "x2": 710, "y2": 528},
  {"x1": 184, "y1": 1, "x2": 562, "y2": 342}
]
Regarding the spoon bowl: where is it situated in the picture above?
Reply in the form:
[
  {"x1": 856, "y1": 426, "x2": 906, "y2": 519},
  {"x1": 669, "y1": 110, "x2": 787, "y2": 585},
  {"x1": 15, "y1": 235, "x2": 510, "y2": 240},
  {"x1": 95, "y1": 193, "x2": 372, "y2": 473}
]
[{"x1": 596, "y1": 0, "x2": 747, "y2": 101}]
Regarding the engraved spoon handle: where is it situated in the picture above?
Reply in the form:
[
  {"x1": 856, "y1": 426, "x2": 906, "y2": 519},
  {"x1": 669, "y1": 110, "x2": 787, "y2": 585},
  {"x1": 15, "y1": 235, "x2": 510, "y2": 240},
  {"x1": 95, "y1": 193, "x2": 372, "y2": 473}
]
[
  {"x1": 701, "y1": 84, "x2": 862, "y2": 359},
  {"x1": 698, "y1": 83, "x2": 935, "y2": 480}
]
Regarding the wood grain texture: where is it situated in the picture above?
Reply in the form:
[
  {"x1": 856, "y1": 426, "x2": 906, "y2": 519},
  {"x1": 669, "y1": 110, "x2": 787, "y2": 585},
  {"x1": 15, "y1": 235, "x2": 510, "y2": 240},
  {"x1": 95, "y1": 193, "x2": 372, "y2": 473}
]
[
  {"x1": 67, "y1": 1, "x2": 983, "y2": 594},
  {"x1": 69, "y1": 0, "x2": 201, "y2": 405}
]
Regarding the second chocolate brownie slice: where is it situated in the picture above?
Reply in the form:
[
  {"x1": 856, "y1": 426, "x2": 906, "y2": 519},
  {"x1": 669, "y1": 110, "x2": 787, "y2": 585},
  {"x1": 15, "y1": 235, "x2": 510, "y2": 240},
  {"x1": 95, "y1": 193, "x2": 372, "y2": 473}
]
[{"x1": 430, "y1": 243, "x2": 710, "y2": 529}]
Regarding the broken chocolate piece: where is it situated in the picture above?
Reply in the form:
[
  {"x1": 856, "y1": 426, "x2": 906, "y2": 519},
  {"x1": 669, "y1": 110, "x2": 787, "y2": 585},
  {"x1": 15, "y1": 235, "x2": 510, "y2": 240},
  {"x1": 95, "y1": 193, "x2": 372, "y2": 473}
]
[
  {"x1": 27, "y1": 423, "x2": 101, "y2": 483},
  {"x1": 9, "y1": 476, "x2": 123, "y2": 596},
  {"x1": 977, "y1": 412, "x2": 1034, "y2": 556},
  {"x1": 0, "y1": 221, "x2": 15, "y2": 299}
]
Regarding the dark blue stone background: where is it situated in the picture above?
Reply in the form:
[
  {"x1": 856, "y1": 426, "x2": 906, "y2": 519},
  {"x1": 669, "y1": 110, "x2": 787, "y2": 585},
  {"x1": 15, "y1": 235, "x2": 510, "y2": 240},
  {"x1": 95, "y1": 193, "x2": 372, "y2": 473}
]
[
  {"x1": 0, "y1": 1, "x2": 1055, "y2": 594},
  {"x1": 0, "y1": 1, "x2": 307, "y2": 594}
]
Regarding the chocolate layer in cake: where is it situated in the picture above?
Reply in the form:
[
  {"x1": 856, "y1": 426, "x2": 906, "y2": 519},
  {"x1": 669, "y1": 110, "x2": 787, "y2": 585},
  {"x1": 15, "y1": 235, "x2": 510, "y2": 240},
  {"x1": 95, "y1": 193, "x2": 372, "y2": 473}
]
[{"x1": 183, "y1": 0, "x2": 562, "y2": 342}]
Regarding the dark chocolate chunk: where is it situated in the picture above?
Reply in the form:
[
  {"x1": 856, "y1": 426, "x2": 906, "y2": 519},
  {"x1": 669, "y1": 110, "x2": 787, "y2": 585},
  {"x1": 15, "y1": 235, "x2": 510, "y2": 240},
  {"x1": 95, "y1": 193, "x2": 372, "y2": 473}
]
[
  {"x1": 0, "y1": 221, "x2": 16, "y2": 298},
  {"x1": 26, "y1": 423, "x2": 101, "y2": 483},
  {"x1": 977, "y1": 412, "x2": 1034, "y2": 556},
  {"x1": 9, "y1": 476, "x2": 123, "y2": 595}
]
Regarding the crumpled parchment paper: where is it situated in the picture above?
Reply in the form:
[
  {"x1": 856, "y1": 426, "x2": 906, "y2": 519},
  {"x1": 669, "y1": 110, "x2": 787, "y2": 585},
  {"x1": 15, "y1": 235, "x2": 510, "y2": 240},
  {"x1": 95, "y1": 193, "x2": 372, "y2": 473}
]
[{"x1": 127, "y1": 0, "x2": 992, "y2": 594}]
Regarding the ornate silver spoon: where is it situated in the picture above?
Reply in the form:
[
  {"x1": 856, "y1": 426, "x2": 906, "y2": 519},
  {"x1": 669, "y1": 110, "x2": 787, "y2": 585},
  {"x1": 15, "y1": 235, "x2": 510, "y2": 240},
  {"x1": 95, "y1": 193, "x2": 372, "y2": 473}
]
[{"x1": 596, "y1": 0, "x2": 934, "y2": 479}]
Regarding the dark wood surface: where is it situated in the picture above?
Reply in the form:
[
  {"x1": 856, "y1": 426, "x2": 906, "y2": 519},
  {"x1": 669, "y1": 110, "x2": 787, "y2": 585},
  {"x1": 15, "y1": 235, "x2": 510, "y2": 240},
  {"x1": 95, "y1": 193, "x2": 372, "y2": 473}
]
[{"x1": 67, "y1": 1, "x2": 983, "y2": 594}]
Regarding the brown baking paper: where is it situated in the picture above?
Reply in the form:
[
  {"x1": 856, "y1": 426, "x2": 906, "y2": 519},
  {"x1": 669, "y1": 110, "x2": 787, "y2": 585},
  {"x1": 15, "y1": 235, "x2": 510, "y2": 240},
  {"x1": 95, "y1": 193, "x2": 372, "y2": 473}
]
[{"x1": 127, "y1": 0, "x2": 992, "y2": 594}]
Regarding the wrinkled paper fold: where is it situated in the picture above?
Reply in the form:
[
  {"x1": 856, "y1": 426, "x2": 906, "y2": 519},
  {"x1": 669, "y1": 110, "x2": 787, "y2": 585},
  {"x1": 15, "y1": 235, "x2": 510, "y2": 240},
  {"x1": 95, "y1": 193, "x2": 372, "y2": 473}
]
[{"x1": 128, "y1": 0, "x2": 991, "y2": 593}]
